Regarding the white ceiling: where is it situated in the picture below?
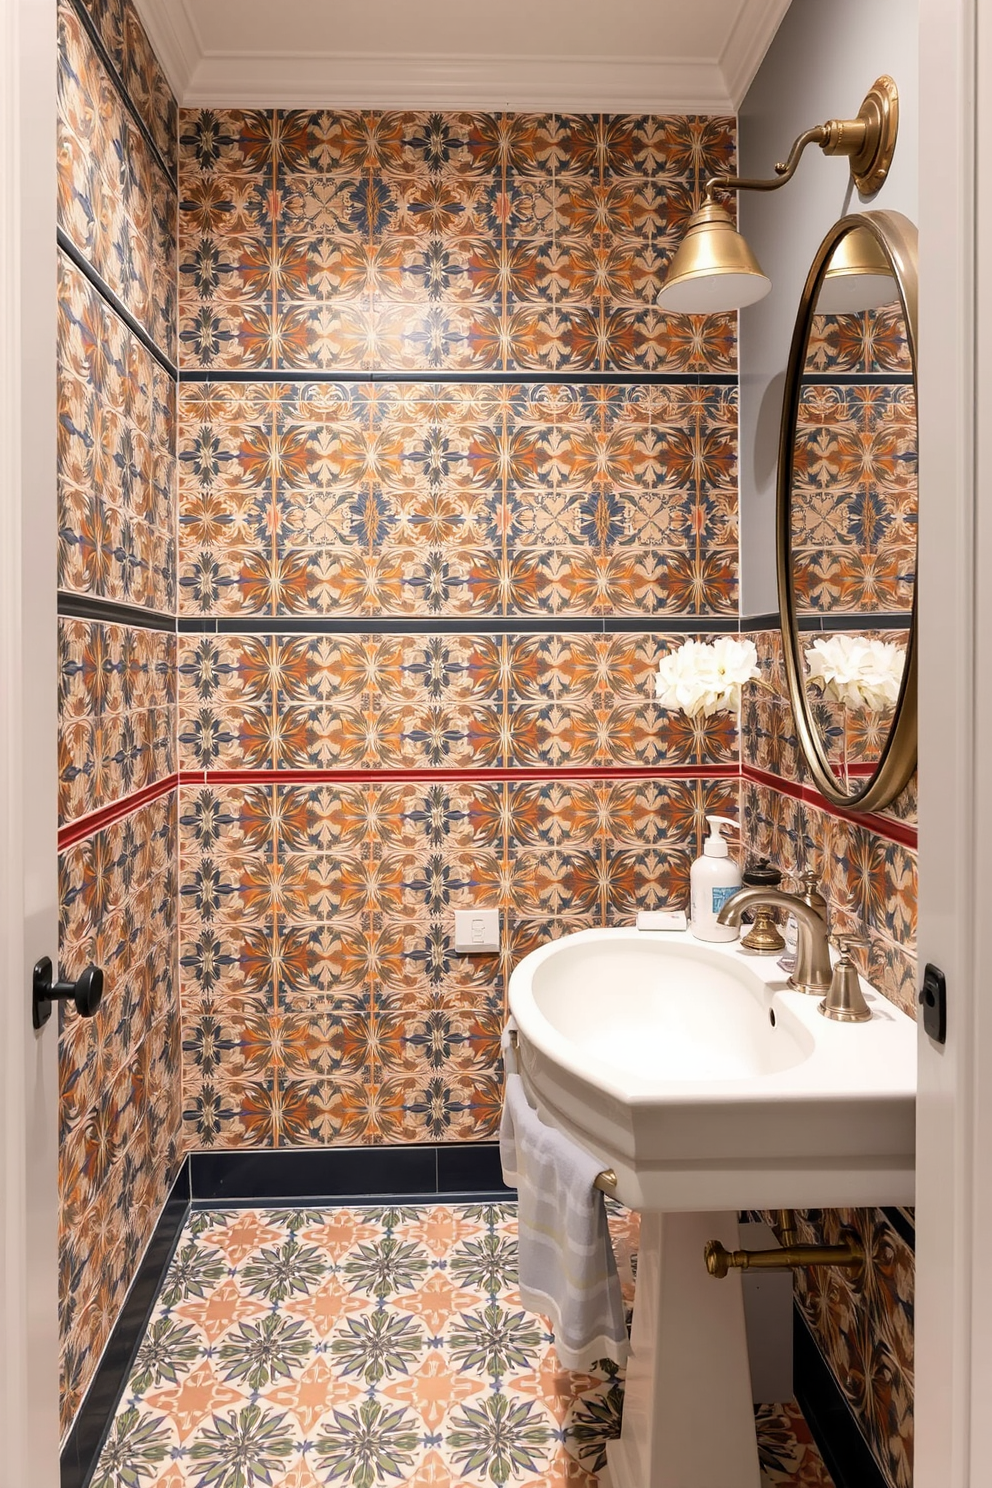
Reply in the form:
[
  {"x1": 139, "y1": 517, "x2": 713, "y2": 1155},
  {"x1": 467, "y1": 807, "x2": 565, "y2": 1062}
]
[{"x1": 134, "y1": 0, "x2": 793, "y2": 112}]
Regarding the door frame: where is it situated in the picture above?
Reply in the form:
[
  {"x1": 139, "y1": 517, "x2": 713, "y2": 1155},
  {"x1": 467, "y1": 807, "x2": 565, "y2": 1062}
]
[
  {"x1": 915, "y1": 0, "x2": 992, "y2": 1482},
  {"x1": 0, "y1": 0, "x2": 60, "y2": 1481}
]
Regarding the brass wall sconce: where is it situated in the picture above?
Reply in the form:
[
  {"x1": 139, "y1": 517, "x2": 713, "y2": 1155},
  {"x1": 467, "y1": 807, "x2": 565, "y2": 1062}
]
[{"x1": 657, "y1": 76, "x2": 899, "y2": 314}]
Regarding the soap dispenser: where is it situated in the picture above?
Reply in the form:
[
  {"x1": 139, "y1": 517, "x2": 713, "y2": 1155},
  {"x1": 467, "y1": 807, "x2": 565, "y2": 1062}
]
[{"x1": 690, "y1": 816, "x2": 742, "y2": 943}]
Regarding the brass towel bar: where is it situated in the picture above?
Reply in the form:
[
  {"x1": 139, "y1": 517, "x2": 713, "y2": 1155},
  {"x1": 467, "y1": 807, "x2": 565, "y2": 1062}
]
[{"x1": 506, "y1": 1028, "x2": 618, "y2": 1198}]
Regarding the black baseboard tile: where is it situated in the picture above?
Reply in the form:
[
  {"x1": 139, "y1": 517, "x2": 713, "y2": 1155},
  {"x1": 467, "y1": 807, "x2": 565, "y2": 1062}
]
[
  {"x1": 189, "y1": 1142, "x2": 513, "y2": 1206},
  {"x1": 61, "y1": 1158, "x2": 191, "y2": 1488},
  {"x1": 437, "y1": 1142, "x2": 511, "y2": 1194},
  {"x1": 793, "y1": 1306, "x2": 889, "y2": 1488}
]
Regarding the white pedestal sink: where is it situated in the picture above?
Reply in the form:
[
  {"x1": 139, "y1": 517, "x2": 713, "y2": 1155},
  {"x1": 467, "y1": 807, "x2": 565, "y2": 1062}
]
[{"x1": 508, "y1": 927, "x2": 916, "y2": 1488}]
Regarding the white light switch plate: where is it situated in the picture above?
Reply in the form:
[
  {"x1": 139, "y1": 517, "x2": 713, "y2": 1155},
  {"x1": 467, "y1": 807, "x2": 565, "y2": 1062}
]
[{"x1": 454, "y1": 908, "x2": 500, "y2": 954}]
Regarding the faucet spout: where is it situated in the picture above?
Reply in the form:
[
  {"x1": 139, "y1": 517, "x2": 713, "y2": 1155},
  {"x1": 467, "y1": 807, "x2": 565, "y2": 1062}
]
[{"x1": 717, "y1": 887, "x2": 832, "y2": 996}]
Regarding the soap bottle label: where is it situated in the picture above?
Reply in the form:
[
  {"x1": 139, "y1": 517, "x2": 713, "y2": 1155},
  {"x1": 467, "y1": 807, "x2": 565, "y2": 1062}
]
[{"x1": 711, "y1": 885, "x2": 740, "y2": 913}]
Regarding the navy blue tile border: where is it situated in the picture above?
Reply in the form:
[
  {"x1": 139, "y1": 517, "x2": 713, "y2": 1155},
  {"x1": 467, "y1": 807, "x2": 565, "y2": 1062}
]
[
  {"x1": 740, "y1": 612, "x2": 913, "y2": 634},
  {"x1": 58, "y1": 592, "x2": 177, "y2": 633},
  {"x1": 797, "y1": 612, "x2": 912, "y2": 632},
  {"x1": 178, "y1": 368, "x2": 739, "y2": 387},
  {"x1": 799, "y1": 372, "x2": 914, "y2": 385},
  {"x1": 65, "y1": 0, "x2": 176, "y2": 191},
  {"x1": 190, "y1": 1142, "x2": 514, "y2": 1206},
  {"x1": 60, "y1": 1159, "x2": 191, "y2": 1488},
  {"x1": 740, "y1": 612, "x2": 780, "y2": 632},
  {"x1": 58, "y1": 232, "x2": 178, "y2": 382},
  {"x1": 793, "y1": 1306, "x2": 890, "y2": 1488},
  {"x1": 176, "y1": 614, "x2": 744, "y2": 636}
]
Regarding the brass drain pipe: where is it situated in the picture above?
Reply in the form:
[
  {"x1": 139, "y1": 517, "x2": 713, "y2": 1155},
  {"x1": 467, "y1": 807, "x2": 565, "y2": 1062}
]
[{"x1": 704, "y1": 1210, "x2": 864, "y2": 1279}]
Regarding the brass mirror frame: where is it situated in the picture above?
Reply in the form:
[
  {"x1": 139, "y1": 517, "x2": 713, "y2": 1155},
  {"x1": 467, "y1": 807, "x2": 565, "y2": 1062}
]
[{"x1": 775, "y1": 209, "x2": 918, "y2": 813}]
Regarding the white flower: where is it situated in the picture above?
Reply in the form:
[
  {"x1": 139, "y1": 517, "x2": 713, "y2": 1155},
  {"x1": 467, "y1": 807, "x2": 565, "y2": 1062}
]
[
  {"x1": 654, "y1": 638, "x2": 760, "y2": 718},
  {"x1": 804, "y1": 634, "x2": 905, "y2": 712}
]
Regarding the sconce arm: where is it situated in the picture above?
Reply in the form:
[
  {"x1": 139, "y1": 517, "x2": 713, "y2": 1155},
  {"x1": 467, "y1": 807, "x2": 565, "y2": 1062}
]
[
  {"x1": 703, "y1": 77, "x2": 898, "y2": 204},
  {"x1": 704, "y1": 125, "x2": 829, "y2": 199}
]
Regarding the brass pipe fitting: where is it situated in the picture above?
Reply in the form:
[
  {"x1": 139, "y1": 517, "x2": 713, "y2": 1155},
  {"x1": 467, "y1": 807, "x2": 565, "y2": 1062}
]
[
  {"x1": 704, "y1": 1229, "x2": 863, "y2": 1279},
  {"x1": 777, "y1": 1208, "x2": 799, "y2": 1248}
]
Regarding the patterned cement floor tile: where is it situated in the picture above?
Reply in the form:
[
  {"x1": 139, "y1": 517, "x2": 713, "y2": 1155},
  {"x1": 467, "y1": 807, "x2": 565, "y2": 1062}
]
[{"x1": 91, "y1": 1202, "x2": 833, "y2": 1488}]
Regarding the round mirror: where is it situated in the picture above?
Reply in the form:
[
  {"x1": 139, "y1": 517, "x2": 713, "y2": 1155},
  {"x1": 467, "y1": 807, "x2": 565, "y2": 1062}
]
[{"x1": 776, "y1": 210, "x2": 917, "y2": 812}]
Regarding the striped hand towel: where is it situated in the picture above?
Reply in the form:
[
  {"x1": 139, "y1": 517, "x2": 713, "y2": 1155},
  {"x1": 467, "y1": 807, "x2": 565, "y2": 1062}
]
[{"x1": 499, "y1": 1071, "x2": 629, "y2": 1370}]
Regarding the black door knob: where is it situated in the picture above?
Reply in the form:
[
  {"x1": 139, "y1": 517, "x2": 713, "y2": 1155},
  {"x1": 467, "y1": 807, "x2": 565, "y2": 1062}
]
[{"x1": 32, "y1": 957, "x2": 104, "y2": 1030}]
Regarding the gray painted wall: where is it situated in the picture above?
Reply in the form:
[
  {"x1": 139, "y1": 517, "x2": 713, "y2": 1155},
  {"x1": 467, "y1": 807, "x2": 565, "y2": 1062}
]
[{"x1": 737, "y1": 0, "x2": 918, "y2": 613}]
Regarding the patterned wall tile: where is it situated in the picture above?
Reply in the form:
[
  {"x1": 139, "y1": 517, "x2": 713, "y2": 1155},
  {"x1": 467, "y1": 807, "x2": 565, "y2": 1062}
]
[
  {"x1": 742, "y1": 781, "x2": 916, "y2": 1019},
  {"x1": 805, "y1": 305, "x2": 912, "y2": 375},
  {"x1": 179, "y1": 775, "x2": 738, "y2": 1148},
  {"x1": 783, "y1": 1207, "x2": 913, "y2": 1488},
  {"x1": 791, "y1": 382, "x2": 916, "y2": 615},
  {"x1": 76, "y1": 0, "x2": 177, "y2": 176},
  {"x1": 58, "y1": 1, "x2": 176, "y2": 358},
  {"x1": 741, "y1": 624, "x2": 909, "y2": 783},
  {"x1": 57, "y1": 0, "x2": 179, "y2": 1440},
  {"x1": 740, "y1": 632, "x2": 917, "y2": 1019},
  {"x1": 177, "y1": 381, "x2": 738, "y2": 617},
  {"x1": 178, "y1": 110, "x2": 737, "y2": 374},
  {"x1": 176, "y1": 630, "x2": 737, "y2": 774},
  {"x1": 58, "y1": 791, "x2": 181, "y2": 1433},
  {"x1": 59, "y1": 619, "x2": 176, "y2": 825},
  {"x1": 742, "y1": 621, "x2": 917, "y2": 1488},
  {"x1": 58, "y1": 253, "x2": 176, "y2": 610}
]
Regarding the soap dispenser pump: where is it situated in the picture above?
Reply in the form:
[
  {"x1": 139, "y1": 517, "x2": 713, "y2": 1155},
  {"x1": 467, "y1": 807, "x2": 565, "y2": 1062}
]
[{"x1": 690, "y1": 816, "x2": 742, "y2": 943}]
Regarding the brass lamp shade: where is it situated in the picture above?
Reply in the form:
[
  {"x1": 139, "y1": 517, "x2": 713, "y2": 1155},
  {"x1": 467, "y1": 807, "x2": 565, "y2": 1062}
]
[
  {"x1": 656, "y1": 201, "x2": 771, "y2": 313},
  {"x1": 815, "y1": 225, "x2": 898, "y2": 314}
]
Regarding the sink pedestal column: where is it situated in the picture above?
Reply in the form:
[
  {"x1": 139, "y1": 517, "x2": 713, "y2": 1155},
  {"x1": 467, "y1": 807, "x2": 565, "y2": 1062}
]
[{"x1": 602, "y1": 1210, "x2": 761, "y2": 1488}]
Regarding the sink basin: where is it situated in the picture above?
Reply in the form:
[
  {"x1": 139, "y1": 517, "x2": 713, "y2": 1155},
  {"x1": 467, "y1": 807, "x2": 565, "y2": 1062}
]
[
  {"x1": 508, "y1": 926, "x2": 918, "y2": 1488},
  {"x1": 509, "y1": 926, "x2": 917, "y2": 1212}
]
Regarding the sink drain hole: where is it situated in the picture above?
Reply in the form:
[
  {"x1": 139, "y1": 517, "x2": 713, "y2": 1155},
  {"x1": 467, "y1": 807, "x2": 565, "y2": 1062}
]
[{"x1": 768, "y1": 1008, "x2": 777, "y2": 1028}]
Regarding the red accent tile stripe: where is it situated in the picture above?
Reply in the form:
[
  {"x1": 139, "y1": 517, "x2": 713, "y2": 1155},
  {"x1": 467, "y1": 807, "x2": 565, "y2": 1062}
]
[
  {"x1": 57, "y1": 765, "x2": 916, "y2": 853},
  {"x1": 741, "y1": 763, "x2": 918, "y2": 850},
  {"x1": 183, "y1": 765, "x2": 737, "y2": 787},
  {"x1": 57, "y1": 774, "x2": 179, "y2": 851}
]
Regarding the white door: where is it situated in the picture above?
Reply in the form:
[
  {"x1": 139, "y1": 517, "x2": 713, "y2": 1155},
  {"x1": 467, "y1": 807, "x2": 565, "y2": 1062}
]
[{"x1": 0, "y1": 0, "x2": 61, "y2": 1483}]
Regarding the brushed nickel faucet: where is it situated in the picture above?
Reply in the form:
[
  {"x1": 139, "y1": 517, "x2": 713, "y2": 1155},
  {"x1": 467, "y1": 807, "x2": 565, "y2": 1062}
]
[{"x1": 716, "y1": 887, "x2": 832, "y2": 996}]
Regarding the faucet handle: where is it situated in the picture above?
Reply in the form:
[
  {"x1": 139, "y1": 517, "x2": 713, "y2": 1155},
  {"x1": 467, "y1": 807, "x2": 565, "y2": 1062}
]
[{"x1": 819, "y1": 937, "x2": 872, "y2": 1023}]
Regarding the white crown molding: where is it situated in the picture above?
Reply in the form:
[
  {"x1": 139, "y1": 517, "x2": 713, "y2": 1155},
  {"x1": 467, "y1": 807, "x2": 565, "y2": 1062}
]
[
  {"x1": 133, "y1": 0, "x2": 789, "y2": 113},
  {"x1": 720, "y1": 0, "x2": 794, "y2": 110},
  {"x1": 182, "y1": 54, "x2": 733, "y2": 113},
  {"x1": 131, "y1": 0, "x2": 201, "y2": 100}
]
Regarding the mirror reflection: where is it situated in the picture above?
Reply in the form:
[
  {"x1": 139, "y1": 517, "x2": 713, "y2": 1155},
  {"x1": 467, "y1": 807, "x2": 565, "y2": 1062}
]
[{"x1": 788, "y1": 225, "x2": 916, "y2": 796}]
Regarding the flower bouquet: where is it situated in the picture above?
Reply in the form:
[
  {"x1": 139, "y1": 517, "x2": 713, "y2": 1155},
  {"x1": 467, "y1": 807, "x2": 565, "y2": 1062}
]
[
  {"x1": 804, "y1": 634, "x2": 905, "y2": 787},
  {"x1": 654, "y1": 637, "x2": 761, "y2": 719}
]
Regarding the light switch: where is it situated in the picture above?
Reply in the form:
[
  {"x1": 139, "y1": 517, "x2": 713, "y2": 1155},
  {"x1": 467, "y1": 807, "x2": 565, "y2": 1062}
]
[{"x1": 453, "y1": 908, "x2": 500, "y2": 954}]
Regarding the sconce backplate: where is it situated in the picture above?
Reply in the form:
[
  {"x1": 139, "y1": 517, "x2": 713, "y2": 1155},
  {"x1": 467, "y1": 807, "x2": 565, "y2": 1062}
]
[{"x1": 850, "y1": 75, "x2": 899, "y2": 195}]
